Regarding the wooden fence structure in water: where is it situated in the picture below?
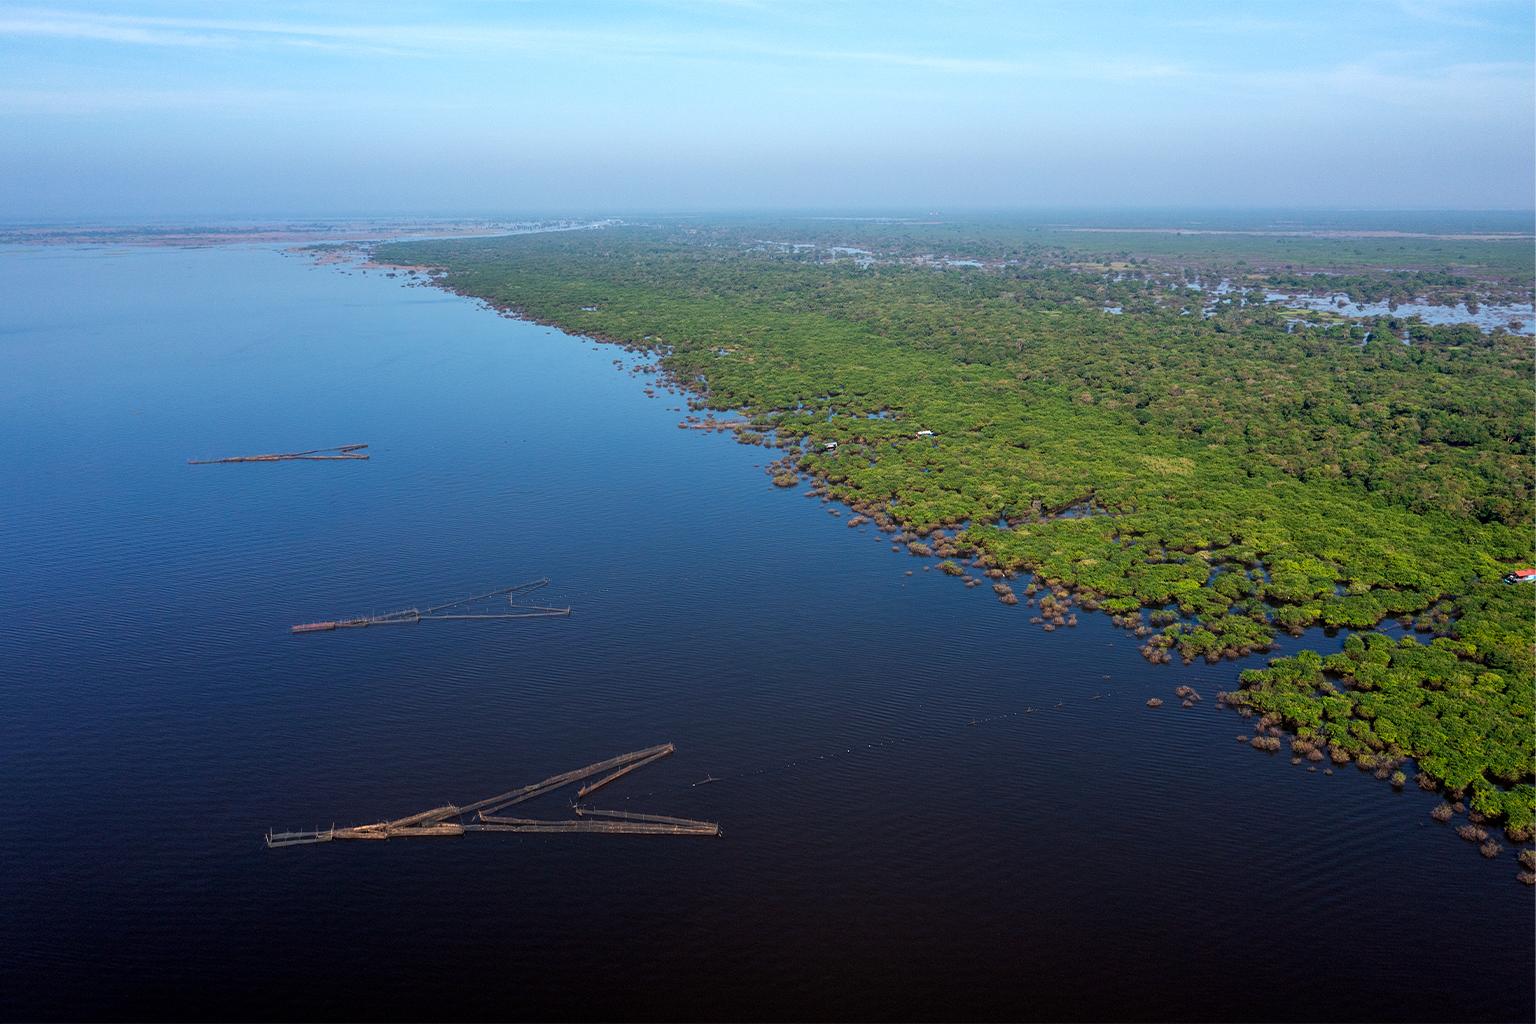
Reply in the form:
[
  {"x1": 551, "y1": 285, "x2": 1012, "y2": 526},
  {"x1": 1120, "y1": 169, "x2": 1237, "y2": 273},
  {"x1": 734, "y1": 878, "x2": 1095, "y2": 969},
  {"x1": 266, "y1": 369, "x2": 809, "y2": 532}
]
[
  {"x1": 291, "y1": 579, "x2": 570, "y2": 634},
  {"x1": 191, "y1": 444, "x2": 368, "y2": 464},
  {"x1": 266, "y1": 743, "x2": 718, "y2": 848}
]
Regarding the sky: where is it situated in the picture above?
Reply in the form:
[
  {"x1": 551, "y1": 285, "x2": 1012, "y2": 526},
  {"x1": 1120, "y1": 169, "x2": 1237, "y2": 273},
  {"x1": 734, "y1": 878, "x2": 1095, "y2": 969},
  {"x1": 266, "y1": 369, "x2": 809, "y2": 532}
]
[{"x1": 1, "y1": 1, "x2": 1532, "y2": 220}]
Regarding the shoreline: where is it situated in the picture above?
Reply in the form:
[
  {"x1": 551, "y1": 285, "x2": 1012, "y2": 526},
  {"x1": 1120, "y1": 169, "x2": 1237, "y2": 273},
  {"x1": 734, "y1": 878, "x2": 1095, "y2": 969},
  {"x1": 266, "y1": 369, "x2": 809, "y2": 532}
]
[{"x1": 365, "y1": 239, "x2": 1535, "y2": 865}]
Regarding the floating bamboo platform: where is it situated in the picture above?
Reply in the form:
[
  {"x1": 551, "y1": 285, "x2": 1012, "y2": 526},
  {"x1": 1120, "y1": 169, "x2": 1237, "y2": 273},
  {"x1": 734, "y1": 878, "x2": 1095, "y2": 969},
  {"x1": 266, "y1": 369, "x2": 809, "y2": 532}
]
[
  {"x1": 292, "y1": 579, "x2": 570, "y2": 634},
  {"x1": 265, "y1": 743, "x2": 717, "y2": 848},
  {"x1": 191, "y1": 444, "x2": 368, "y2": 464}
]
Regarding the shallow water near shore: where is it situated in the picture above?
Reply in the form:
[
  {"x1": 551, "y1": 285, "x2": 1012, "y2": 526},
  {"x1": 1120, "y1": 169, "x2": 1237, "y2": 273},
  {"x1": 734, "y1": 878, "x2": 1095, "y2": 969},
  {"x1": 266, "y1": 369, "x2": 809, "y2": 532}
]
[{"x1": 1, "y1": 244, "x2": 1530, "y2": 1022}]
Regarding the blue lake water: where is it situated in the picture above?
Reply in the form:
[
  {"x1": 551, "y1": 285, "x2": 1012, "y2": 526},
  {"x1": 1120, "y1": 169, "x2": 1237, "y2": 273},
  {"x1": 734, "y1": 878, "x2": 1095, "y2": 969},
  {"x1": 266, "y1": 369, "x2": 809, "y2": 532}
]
[{"x1": 1, "y1": 244, "x2": 1530, "y2": 1022}]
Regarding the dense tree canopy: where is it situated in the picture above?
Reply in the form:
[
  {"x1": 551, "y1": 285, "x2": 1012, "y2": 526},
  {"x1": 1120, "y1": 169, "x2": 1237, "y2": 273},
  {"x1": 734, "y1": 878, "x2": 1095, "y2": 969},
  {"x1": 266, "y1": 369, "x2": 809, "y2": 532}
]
[{"x1": 377, "y1": 221, "x2": 1535, "y2": 834}]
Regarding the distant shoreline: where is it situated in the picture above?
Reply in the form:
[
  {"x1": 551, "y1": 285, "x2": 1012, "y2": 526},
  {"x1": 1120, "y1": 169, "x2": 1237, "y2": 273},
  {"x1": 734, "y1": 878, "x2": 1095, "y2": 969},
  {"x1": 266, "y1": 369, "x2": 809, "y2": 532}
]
[{"x1": 0, "y1": 219, "x2": 614, "y2": 249}]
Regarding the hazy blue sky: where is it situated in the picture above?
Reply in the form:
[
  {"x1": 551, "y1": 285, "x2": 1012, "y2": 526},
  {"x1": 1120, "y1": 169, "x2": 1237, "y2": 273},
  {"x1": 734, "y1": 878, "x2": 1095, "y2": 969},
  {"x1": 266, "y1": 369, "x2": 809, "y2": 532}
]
[{"x1": 2, "y1": 1, "x2": 1532, "y2": 219}]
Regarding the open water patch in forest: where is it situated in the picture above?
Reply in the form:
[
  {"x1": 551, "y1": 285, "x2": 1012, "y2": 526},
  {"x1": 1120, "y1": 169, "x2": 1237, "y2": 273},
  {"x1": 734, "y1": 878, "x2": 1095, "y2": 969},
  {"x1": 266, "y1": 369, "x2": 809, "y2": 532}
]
[
  {"x1": 0, "y1": 242, "x2": 1529, "y2": 1022},
  {"x1": 1265, "y1": 291, "x2": 1533, "y2": 334}
]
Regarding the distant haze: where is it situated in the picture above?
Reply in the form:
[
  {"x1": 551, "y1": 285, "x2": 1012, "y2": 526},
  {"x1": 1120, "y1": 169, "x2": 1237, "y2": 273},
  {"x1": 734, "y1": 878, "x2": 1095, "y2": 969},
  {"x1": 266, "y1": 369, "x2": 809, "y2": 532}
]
[{"x1": 2, "y1": 1, "x2": 1532, "y2": 221}]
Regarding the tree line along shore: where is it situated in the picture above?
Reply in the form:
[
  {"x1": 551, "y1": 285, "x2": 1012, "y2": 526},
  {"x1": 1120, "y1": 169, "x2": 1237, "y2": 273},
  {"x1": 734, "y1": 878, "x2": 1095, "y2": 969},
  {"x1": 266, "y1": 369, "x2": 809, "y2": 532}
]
[{"x1": 373, "y1": 220, "x2": 1535, "y2": 864}]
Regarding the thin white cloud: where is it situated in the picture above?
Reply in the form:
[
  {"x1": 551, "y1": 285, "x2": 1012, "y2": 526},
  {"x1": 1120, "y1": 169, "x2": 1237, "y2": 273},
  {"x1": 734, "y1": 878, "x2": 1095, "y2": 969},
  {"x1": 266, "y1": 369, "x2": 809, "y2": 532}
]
[
  {"x1": 0, "y1": 4, "x2": 1527, "y2": 104},
  {"x1": 0, "y1": 9, "x2": 1196, "y2": 77},
  {"x1": 0, "y1": 14, "x2": 236, "y2": 48},
  {"x1": 0, "y1": 8, "x2": 669, "y2": 58}
]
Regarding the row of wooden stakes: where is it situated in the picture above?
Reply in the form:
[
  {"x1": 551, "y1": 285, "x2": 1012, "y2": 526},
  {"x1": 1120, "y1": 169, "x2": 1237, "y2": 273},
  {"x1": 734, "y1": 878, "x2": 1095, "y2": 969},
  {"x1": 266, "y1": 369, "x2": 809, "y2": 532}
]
[{"x1": 265, "y1": 743, "x2": 719, "y2": 848}]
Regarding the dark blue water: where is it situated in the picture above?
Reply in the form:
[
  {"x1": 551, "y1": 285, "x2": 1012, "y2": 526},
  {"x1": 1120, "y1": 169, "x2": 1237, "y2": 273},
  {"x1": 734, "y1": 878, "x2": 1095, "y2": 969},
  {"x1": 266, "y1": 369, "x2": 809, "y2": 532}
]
[{"x1": 2, "y1": 244, "x2": 1530, "y2": 1022}]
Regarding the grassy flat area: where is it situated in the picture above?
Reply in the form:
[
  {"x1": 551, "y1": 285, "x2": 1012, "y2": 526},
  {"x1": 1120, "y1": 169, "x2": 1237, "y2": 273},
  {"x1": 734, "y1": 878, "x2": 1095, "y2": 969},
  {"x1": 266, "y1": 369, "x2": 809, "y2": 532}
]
[{"x1": 377, "y1": 218, "x2": 1535, "y2": 844}]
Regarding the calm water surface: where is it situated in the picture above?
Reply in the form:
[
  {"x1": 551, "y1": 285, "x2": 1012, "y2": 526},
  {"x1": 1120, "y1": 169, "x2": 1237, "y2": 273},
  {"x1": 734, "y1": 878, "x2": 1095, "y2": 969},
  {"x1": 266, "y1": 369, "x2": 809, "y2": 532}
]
[{"x1": 1, "y1": 245, "x2": 1530, "y2": 1022}]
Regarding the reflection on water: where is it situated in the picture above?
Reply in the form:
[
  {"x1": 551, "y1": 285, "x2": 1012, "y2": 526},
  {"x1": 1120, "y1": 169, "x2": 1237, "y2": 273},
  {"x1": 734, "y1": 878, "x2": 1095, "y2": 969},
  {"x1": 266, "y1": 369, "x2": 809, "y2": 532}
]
[{"x1": 0, "y1": 244, "x2": 1529, "y2": 1022}]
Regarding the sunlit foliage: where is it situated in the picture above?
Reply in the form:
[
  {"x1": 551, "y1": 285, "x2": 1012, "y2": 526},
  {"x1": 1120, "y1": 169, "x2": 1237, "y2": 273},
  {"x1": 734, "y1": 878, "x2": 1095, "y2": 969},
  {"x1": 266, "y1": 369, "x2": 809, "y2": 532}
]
[{"x1": 378, "y1": 222, "x2": 1535, "y2": 830}]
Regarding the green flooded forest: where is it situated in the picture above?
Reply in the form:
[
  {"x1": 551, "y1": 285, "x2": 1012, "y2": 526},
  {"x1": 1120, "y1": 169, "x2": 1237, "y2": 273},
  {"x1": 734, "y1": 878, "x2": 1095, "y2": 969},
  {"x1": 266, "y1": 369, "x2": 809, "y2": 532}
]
[{"x1": 377, "y1": 217, "x2": 1536, "y2": 843}]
